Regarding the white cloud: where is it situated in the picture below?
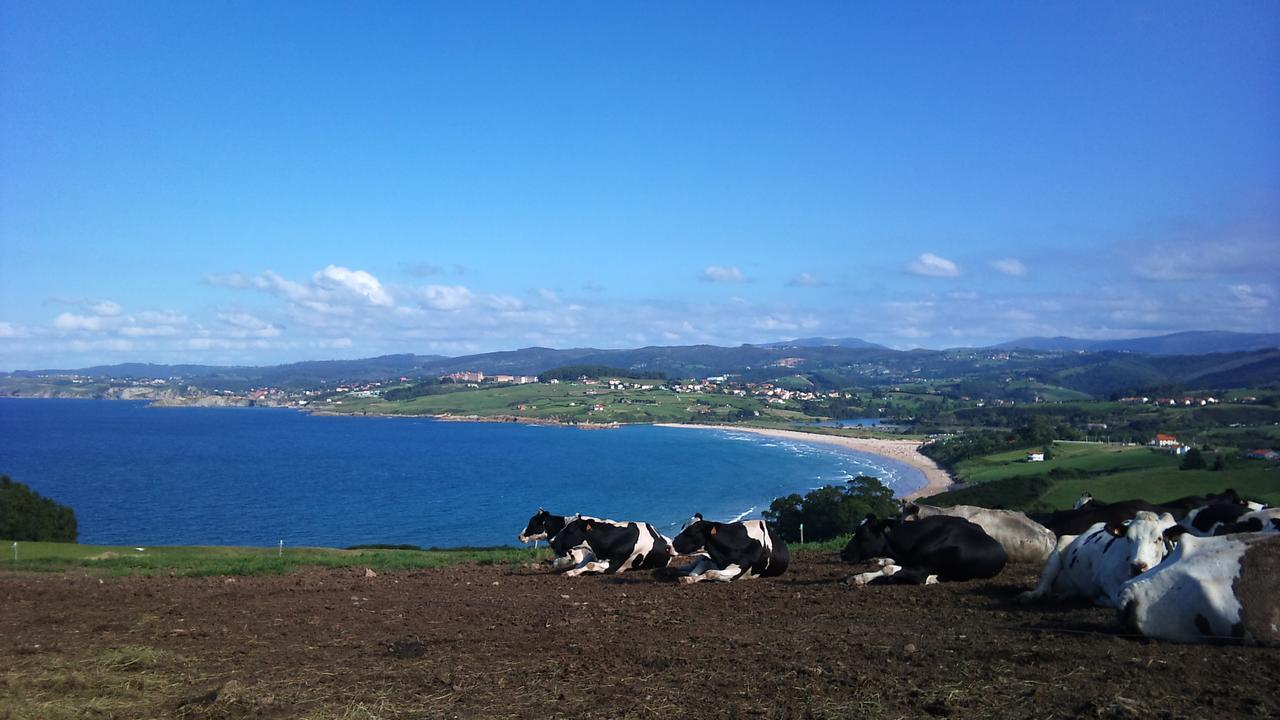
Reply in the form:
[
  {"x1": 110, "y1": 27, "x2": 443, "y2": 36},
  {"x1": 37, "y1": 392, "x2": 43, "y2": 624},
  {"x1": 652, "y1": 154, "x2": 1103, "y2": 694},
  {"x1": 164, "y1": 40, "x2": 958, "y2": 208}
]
[
  {"x1": 537, "y1": 288, "x2": 561, "y2": 304},
  {"x1": 90, "y1": 300, "x2": 123, "y2": 317},
  {"x1": 53, "y1": 312, "x2": 108, "y2": 332},
  {"x1": 313, "y1": 265, "x2": 394, "y2": 307},
  {"x1": 137, "y1": 310, "x2": 188, "y2": 325},
  {"x1": 217, "y1": 312, "x2": 282, "y2": 338},
  {"x1": 703, "y1": 265, "x2": 745, "y2": 283},
  {"x1": 482, "y1": 294, "x2": 524, "y2": 312},
  {"x1": 906, "y1": 253, "x2": 961, "y2": 278},
  {"x1": 1227, "y1": 284, "x2": 1273, "y2": 310},
  {"x1": 990, "y1": 258, "x2": 1027, "y2": 277},
  {"x1": 0, "y1": 322, "x2": 27, "y2": 338},
  {"x1": 418, "y1": 285, "x2": 473, "y2": 311},
  {"x1": 787, "y1": 272, "x2": 825, "y2": 287},
  {"x1": 118, "y1": 324, "x2": 180, "y2": 337}
]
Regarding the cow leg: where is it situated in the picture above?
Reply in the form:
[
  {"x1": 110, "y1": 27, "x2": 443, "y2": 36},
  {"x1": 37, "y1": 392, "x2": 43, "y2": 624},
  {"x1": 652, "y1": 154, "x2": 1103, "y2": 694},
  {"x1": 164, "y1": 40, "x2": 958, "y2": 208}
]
[
  {"x1": 698, "y1": 564, "x2": 745, "y2": 582},
  {"x1": 550, "y1": 547, "x2": 591, "y2": 571},
  {"x1": 1018, "y1": 535, "x2": 1074, "y2": 603},
  {"x1": 678, "y1": 560, "x2": 744, "y2": 584},
  {"x1": 564, "y1": 558, "x2": 611, "y2": 577},
  {"x1": 676, "y1": 556, "x2": 718, "y2": 584},
  {"x1": 853, "y1": 564, "x2": 902, "y2": 585},
  {"x1": 869, "y1": 567, "x2": 933, "y2": 585}
]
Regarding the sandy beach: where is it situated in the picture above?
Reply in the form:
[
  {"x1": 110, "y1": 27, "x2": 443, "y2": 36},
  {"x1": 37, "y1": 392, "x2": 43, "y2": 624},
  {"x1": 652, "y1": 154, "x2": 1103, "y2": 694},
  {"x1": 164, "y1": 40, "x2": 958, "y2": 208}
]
[{"x1": 655, "y1": 423, "x2": 956, "y2": 500}]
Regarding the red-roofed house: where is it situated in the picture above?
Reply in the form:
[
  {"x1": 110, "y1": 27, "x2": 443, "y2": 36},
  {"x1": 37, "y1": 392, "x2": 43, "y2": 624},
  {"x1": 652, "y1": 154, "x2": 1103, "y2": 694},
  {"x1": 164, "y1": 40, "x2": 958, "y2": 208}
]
[
  {"x1": 1246, "y1": 449, "x2": 1279, "y2": 461},
  {"x1": 1153, "y1": 434, "x2": 1179, "y2": 447}
]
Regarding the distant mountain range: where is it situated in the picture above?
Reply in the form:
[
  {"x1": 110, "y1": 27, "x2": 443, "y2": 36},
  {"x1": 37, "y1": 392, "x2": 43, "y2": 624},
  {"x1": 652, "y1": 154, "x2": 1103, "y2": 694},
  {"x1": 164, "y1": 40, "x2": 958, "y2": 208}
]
[
  {"x1": 755, "y1": 337, "x2": 889, "y2": 350},
  {"x1": 4, "y1": 330, "x2": 1277, "y2": 397},
  {"x1": 991, "y1": 330, "x2": 1280, "y2": 356}
]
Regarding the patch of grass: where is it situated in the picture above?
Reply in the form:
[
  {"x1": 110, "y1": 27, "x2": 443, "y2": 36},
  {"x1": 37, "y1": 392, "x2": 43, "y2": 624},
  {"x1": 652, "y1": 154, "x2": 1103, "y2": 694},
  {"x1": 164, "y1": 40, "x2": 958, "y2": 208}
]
[
  {"x1": 1, "y1": 646, "x2": 187, "y2": 720},
  {"x1": 952, "y1": 443, "x2": 1174, "y2": 484},
  {"x1": 0, "y1": 541, "x2": 550, "y2": 577}
]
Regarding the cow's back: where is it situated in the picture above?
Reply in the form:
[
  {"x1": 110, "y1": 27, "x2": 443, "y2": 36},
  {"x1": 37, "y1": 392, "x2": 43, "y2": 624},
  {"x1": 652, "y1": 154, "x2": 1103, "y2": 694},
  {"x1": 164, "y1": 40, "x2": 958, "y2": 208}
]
[
  {"x1": 759, "y1": 523, "x2": 790, "y2": 577},
  {"x1": 912, "y1": 504, "x2": 1054, "y2": 564}
]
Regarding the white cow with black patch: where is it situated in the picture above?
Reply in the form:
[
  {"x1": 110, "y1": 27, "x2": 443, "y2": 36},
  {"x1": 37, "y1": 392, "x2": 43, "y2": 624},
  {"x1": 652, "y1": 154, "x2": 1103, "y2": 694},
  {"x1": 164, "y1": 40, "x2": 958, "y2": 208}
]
[
  {"x1": 670, "y1": 514, "x2": 790, "y2": 583},
  {"x1": 1119, "y1": 533, "x2": 1280, "y2": 645},
  {"x1": 1018, "y1": 511, "x2": 1178, "y2": 608}
]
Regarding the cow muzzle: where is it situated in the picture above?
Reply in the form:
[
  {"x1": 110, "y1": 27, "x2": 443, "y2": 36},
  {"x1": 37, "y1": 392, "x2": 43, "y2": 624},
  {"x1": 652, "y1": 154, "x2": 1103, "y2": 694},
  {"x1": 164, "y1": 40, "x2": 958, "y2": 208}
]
[{"x1": 1130, "y1": 562, "x2": 1149, "y2": 577}]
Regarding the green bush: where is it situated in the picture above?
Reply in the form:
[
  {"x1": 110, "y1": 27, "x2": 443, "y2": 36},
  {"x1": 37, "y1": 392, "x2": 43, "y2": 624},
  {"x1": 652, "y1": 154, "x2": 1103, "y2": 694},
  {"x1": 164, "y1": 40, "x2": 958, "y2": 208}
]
[
  {"x1": 764, "y1": 475, "x2": 896, "y2": 543},
  {"x1": 0, "y1": 475, "x2": 78, "y2": 542}
]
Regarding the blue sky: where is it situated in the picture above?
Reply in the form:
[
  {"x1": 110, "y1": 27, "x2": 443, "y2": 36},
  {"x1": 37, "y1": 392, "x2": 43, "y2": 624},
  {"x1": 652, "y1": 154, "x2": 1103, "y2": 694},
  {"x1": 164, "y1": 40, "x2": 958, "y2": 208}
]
[{"x1": 2, "y1": 2, "x2": 1277, "y2": 369}]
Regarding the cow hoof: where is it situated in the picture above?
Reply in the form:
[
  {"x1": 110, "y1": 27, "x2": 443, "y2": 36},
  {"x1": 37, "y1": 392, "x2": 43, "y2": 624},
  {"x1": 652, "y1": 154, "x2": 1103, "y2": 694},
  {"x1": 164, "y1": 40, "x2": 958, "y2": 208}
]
[
  {"x1": 925, "y1": 575, "x2": 939, "y2": 585},
  {"x1": 850, "y1": 573, "x2": 873, "y2": 586},
  {"x1": 678, "y1": 575, "x2": 699, "y2": 585}
]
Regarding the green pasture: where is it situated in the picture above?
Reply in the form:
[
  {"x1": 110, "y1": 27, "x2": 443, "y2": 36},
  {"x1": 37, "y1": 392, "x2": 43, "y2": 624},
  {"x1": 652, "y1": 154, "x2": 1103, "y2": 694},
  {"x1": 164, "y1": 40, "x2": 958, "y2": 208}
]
[
  {"x1": 952, "y1": 443, "x2": 1174, "y2": 484},
  {"x1": 333, "y1": 380, "x2": 808, "y2": 424},
  {"x1": 1037, "y1": 465, "x2": 1280, "y2": 508},
  {"x1": 0, "y1": 541, "x2": 548, "y2": 577}
]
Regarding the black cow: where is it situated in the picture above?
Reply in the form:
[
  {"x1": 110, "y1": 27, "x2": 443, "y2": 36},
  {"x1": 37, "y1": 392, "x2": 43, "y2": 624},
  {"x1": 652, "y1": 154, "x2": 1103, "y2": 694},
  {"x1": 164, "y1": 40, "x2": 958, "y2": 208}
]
[
  {"x1": 670, "y1": 514, "x2": 789, "y2": 583},
  {"x1": 1160, "y1": 488, "x2": 1251, "y2": 514},
  {"x1": 519, "y1": 508, "x2": 596, "y2": 571},
  {"x1": 841, "y1": 514, "x2": 1007, "y2": 585},
  {"x1": 518, "y1": 508, "x2": 570, "y2": 543},
  {"x1": 548, "y1": 516, "x2": 673, "y2": 576},
  {"x1": 1032, "y1": 499, "x2": 1184, "y2": 537}
]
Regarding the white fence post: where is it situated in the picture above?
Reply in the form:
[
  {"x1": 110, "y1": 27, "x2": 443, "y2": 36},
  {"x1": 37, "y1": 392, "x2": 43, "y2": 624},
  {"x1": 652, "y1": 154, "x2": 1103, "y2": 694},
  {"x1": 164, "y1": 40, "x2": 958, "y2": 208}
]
[
  {"x1": 800, "y1": 523, "x2": 805, "y2": 545},
  {"x1": 10, "y1": 541, "x2": 15, "y2": 562},
  {"x1": 278, "y1": 539, "x2": 283, "y2": 557}
]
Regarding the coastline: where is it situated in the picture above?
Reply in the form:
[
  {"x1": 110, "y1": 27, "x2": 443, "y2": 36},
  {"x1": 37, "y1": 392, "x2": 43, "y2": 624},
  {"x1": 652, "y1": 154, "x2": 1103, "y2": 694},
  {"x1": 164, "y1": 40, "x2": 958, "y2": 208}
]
[{"x1": 654, "y1": 423, "x2": 957, "y2": 500}]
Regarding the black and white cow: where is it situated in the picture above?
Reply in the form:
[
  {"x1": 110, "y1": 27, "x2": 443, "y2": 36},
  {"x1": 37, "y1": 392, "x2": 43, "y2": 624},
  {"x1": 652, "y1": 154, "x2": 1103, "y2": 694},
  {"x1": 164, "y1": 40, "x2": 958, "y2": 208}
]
[
  {"x1": 1179, "y1": 503, "x2": 1251, "y2": 537},
  {"x1": 548, "y1": 516, "x2": 674, "y2": 576},
  {"x1": 900, "y1": 502, "x2": 1055, "y2": 564},
  {"x1": 1018, "y1": 510, "x2": 1178, "y2": 607},
  {"x1": 1213, "y1": 508, "x2": 1280, "y2": 536},
  {"x1": 841, "y1": 514, "x2": 1007, "y2": 586},
  {"x1": 518, "y1": 508, "x2": 597, "y2": 571},
  {"x1": 670, "y1": 514, "x2": 789, "y2": 583},
  {"x1": 1119, "y1": 533, "x2": 1280, "y2": 645}
]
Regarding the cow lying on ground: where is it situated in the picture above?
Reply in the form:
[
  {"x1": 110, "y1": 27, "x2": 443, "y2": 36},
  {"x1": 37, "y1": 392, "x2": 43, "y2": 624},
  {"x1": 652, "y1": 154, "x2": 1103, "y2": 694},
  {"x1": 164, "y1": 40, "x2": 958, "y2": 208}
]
[
  {"x1": 1180, "y1": 503, "x2": 1252, "y2": 537},
  {"x1": 1214, "y1": 508, "x2": 1280, "y2": 536},
  {"x1": 842, "y1": 514, "x2": 1007, "y2": 586},
  {"x1": 900, "y1": 502, "x2": 1055, "y2": 564},
  {"x1": 1033, "y1": 499, "x2": 1182, "y2": 537},
  {"x1": 518, "y1": 508, "x2": 596, "y2": 571},
  {"x1": 1018, "y1": 510, "x2": 1178, "y2": 607},
  {"x1": 1119, "y1": 533, "x2": 1280, "y2": 645},
  {"x1": 548, "y1": 516, "x2": 673, "y2": 576},
  {"x1": 669, "y1": 514, "x2": 789, "y2": 583}
]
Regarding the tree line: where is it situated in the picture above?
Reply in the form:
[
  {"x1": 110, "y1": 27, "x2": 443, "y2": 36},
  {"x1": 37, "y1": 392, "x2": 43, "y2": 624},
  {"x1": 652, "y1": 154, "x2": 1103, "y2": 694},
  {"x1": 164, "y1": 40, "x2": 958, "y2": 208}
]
[
  {"x1": 538, "y1": 366, "x2": 666, "y2": 382},
  {"x1": 1, "y1": 475, "x2": 78, "y2": 542}
]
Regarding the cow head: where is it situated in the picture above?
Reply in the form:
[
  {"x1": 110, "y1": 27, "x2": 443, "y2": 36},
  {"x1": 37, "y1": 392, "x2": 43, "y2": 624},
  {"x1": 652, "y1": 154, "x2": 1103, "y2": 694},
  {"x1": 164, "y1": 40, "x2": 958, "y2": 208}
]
[
  {"x1": 1117, "y1": 511, "x2": 1179, "y2": 577},
  {"x1": 672, "y1": 513, "x2": 714, "y2": 555},
  {"x1": 841, "y1": 515, "x2": 892, "y2": 563},
  {"x1": 546, "y1": 516, "x2": 593, "y2": 555},
  {"x1": 518, "y1": 508, "x2": 555, "y2": 543}
]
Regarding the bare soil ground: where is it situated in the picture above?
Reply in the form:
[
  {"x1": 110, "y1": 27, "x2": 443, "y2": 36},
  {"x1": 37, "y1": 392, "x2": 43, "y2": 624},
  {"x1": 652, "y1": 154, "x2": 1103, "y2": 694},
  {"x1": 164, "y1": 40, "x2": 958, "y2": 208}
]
[{"x1": 2, "y1": 555, "x2": 1278, "y2": 719}]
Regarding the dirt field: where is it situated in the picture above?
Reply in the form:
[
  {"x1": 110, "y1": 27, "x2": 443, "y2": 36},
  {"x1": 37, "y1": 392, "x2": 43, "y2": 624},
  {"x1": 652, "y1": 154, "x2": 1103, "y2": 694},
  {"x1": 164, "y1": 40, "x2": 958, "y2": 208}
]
[{"x1": 2, "y1": 554, "x2": 1278, "y2": 719}]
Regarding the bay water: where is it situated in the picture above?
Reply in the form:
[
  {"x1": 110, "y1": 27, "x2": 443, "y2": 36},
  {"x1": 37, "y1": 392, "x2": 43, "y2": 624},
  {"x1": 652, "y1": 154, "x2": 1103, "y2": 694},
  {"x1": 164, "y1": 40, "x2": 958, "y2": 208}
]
[{"x1": 0, "y1": 398, "x2": 924, "y2": 548}]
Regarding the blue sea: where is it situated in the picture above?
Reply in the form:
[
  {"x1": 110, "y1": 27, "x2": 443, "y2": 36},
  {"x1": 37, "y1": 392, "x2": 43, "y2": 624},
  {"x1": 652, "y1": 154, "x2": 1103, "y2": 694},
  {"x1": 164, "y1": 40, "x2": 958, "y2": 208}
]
[{"x1": 0, "y1": 398, "x2": 924, "y2": 548}]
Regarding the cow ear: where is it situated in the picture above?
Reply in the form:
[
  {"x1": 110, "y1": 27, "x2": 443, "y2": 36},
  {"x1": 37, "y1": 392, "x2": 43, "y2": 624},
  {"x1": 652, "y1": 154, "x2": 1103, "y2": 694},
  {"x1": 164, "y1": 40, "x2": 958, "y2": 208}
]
[
  {"x1": 585, "y1": 522, "x2": 593, "y2": 532},
  {"x1": 1105, "y1": 522, "x2": 1125, "y2": 537},
  {"x1": 694, "y1": 513, "x2": 704, "y2": 521},
  {"x1": 538, "y1": 507, "x2": 545, "y2": 514},
  {"x1": 1163, "y1": 526, "x2": 1188, "y2": 543},
  {"x1": 710, "y1": 526, "x2": 717, "y2": 536}
]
